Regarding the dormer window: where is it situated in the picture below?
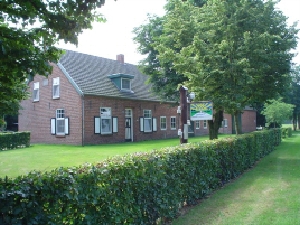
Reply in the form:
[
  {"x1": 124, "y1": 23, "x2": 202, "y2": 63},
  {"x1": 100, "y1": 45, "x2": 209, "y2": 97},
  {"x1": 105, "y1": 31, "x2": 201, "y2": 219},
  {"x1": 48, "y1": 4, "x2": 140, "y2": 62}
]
[
  {"x1": 121, "y1": 78, "x2": 131, "y2": 91},
  {"x1": 107, "y1": 73, "x2": 134, "y2": 93}
]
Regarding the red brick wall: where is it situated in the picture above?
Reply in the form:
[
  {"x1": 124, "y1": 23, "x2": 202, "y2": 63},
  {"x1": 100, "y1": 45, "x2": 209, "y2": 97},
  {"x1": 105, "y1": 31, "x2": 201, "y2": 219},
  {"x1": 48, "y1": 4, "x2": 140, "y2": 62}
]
[
  {"x1": 19, "y1": 64, "x2": 83, "y2": 145},
  {"x1": 83, "y1": 96, "x2": 182, "y2": 144},
  {"x1": 241, "y1": 110, "x2": 256, "y2": 133}
]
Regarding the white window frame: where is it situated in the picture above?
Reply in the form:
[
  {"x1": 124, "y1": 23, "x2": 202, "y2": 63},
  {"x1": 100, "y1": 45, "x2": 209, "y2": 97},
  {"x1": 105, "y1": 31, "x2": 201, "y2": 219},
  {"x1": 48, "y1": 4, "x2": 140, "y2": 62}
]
[
  {"x1": 100, "y1": 107, "x2": 112, "y2": 134},
  {"x1": 53, "y1": 77, "x2": 60, "y2": 99},
  {"x1": 203, "y1": 120, "x2": 207, "y2": 129},
  {"x1": 143, "y1": 110, "x2": 152, "y2": 133},
  {"x1": 56, "y1": 109, "x2": 65, "y2": 135},
  {"x1": 50, "y1": 111, "x2": 69, "y2": 135},
  {"x1": 33, "y1": 82, "x2": 39, "y2": 102},
  {"x1": 195, "y1": 121, "x2": 200, "y2": 129},
  {"x1": 160, "y1": 116, "x2": 167, "y2": 130},
  {"x1": 170, "y1": 116, "x2": 176, "y2": 130},
  {"x1": 121, "y1": 78, "x2": 131, "y2": 91}
]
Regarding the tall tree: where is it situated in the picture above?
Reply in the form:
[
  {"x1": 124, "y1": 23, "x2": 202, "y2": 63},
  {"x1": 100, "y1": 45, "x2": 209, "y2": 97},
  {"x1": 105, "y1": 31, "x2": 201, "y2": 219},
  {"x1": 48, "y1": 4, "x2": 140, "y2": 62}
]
[
  {"x1": 285, "y1": 65, "x2": 300, "y2": 130},
  {"x1": 154, "y1": 0, "x2": 298, "y2": 138},
  {"x1": 133, "y1": 0, "x2": 208, "y2": 103},
  {"x1": 133, "y1": 15, "x2": 187, "y2": 102},
  {"x1": 0, "y1": 0, "x2": 107, "y2": 115}
]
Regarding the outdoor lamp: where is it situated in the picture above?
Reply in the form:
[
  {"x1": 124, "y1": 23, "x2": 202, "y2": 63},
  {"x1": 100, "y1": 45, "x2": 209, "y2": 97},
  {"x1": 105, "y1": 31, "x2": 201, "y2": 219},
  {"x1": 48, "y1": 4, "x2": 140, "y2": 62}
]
[{"x1": 189, "y1": 92, "x2": 195, "y2": 101}]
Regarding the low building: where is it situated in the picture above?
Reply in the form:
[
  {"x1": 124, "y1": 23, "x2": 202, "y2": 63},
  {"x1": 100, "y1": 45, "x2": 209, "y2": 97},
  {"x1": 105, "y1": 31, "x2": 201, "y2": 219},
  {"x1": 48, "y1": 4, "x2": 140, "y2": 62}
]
[{"x1": 19, "y1": 50, "x2": 256, "y2": 145}]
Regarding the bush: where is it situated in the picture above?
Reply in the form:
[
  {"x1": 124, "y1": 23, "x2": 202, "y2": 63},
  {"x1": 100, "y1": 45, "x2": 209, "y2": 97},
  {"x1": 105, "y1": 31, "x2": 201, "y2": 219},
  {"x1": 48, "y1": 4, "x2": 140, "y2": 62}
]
[
  {"x1": 0, "y1": 131, "x2": 30, "y2": 150},
  {"x1": 0, "y1": 129, "x2": 283, "y2": 224},
  {"x1": 281, "y1": 127, "x2": 292, "y2": 139}
]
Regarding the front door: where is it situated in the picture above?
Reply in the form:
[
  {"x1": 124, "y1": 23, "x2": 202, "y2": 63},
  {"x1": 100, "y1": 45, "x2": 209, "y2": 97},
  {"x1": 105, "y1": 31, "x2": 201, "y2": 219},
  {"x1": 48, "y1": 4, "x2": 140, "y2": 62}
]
[{"x1": 125, "y1": 109, "x2": 132, "y2": 142}]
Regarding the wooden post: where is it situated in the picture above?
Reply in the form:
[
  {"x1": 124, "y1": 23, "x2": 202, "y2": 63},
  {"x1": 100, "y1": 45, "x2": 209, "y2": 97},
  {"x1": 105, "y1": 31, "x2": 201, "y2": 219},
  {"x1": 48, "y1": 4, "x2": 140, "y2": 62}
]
[{"x1": 180, "y1": 86, "x2": 188, "y2": 144}]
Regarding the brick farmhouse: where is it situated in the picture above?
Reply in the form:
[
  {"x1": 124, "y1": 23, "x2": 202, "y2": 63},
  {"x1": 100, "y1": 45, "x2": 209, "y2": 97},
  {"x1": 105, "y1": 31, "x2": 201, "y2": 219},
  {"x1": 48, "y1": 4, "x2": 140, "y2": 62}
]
[{"x1": 19, "y1": 50, "x2": 256, "y2": 145}]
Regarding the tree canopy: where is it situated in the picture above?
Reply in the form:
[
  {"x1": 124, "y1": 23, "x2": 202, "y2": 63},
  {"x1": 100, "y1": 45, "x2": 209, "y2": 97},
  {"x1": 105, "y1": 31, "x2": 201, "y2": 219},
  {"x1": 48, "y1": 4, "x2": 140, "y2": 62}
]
[
  {"x1": 134, "y1": 0, "x2": 298, "y2": 138},
  {"x1": 262, "y1": 98, "x2": 294, "y2": 128},
  {"x1": 0, "y1": 0, "x2": 108, "y2": 115}
]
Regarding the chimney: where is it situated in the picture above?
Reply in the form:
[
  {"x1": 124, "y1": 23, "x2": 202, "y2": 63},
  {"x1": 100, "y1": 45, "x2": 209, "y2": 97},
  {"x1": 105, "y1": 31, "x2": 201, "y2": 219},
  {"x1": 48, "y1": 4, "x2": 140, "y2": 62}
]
[{"x1": 116, "y1": 54, "x2": 124, "y2": 64}]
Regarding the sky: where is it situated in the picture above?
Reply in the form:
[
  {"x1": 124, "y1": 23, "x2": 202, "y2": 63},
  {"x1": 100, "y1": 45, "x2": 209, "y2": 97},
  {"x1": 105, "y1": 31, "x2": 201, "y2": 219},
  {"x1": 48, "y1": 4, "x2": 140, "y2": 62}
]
[{"x1": 58, "y1": 0, "x2": 300, "y2": 65}]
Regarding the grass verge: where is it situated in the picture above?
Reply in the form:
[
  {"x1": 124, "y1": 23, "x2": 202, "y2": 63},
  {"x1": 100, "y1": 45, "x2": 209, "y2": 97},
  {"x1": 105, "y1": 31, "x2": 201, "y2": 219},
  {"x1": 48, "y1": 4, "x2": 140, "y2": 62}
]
[{"x1": 171, "y1": 131, "x2": 300, "y2": 225}]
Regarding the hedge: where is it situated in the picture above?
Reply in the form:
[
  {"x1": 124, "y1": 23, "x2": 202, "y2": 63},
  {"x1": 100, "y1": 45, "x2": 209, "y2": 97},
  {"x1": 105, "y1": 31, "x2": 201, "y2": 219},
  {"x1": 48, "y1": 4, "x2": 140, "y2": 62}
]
[
  {"x1": 0, "y1": 132, "x2": 30, "y2": 151},
  {"x1": 0, "y1": 129, "x2": 287, "y2": 225},
  {"x1": 281, "y1": 127, "x2": 292, "y2": 139}
]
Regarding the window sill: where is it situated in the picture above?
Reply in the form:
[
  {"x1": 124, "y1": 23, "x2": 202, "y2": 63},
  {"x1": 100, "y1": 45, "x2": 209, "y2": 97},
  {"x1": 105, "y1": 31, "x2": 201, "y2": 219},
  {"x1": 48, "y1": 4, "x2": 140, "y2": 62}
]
[
  {"x1": 33, "y1": 100, "x2": 39, "y2": 103},
  {"x1": 53, "y1": 97, "x2": 60, "y2": 100},
  {"x1": 56, "y1": 134, "x2": 66, "y2": 138}
]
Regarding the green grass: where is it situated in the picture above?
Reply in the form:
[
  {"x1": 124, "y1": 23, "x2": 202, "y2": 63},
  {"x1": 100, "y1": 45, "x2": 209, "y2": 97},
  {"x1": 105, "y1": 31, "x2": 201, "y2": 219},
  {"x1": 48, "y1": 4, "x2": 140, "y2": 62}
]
[
  {"x1": 171, "y1": 131, "x2": 300, "y2": 225},
  {"x1": 282, "y1": 123, "x2": 293, "y2": 129},
  {"x1": 0, "y1": 134, "x2": 233, "y2": 178}
]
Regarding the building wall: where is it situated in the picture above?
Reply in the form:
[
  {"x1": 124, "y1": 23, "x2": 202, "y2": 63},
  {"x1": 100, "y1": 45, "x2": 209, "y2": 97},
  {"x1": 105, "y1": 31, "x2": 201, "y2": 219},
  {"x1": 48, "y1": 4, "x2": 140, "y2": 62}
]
[
  {"x1": 241, "y1": 110, "x2": 256, "y2": 133},
  {"x1": 218, "y1": 113, "x2": 233, "y2": 134},
  {"x1": 83, "y1": 96, "x2": 180, "y2": 144},
  {"x1": 19, "y1": 64, "x2": 83, "y2": 145}
]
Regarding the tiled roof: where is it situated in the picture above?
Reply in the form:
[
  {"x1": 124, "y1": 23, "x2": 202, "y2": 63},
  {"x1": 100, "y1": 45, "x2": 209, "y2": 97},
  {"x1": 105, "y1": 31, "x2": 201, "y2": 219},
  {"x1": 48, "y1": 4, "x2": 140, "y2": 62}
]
[{"x1": 58, "y1": 50, "x2": 160, "y2": 101}]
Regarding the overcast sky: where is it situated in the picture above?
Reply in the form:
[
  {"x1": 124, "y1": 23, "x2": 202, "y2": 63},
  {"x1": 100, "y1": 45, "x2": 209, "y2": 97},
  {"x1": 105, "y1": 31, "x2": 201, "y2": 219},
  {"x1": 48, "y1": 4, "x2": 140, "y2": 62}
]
[{"x1": 58, "y1": 0, "x2": 300, "y2": 65}]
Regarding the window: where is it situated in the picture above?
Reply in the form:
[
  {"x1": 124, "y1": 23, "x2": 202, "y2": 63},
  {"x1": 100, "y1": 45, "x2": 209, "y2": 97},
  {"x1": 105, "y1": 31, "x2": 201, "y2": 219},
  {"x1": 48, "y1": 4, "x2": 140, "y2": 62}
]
[
  {"x1": 143, "y1": 110, "x2": 152, "y2": 132},
  {"x1": 33, "y1": 82, "x2": 39, "y2": 102},
  {"x1": 170, "y1": 116, "x2": 176, "y2": 130},
  {"x1": 121, "y1": 78, "x2": 131, "y2": 91},
  {"x1": 223, "y1": 119, "x2": 228, "y2": 128},
  {"x1": 50, "y1": 109, "x2": 69, "y2": 135},
  {"x1": 203, "y1": 120, "x2": 207, "y2": 129},
  {"x1": 56, "y1": 109, "x2": 65, "y2": 135},
  {"x1": 100, "y1": 107, "x2": 112, "y2": 134},
  {"x1": 195, "y1": 121, "x2": 200, "y2": 129},
  {"x1": 53, "y1": 77, "x2": 60, "y2": 99},
  {"x1": 42, "y1": 79, "x2": 48, "y2": 86},
  {"x1": 94, "y1": 109, "x2": 117, "y2": 134},
  {"x1": 160, "y1": 116, "x2": 167, "y2": 130}
]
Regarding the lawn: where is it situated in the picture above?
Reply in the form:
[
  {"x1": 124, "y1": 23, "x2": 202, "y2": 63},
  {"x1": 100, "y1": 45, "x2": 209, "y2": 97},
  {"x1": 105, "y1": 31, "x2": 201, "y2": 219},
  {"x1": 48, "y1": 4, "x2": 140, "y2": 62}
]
[
  {"x1": 0, "y1": 134, "x2": 233, "y2": 178},
  {"x1": 171, "y1": 131, "x2": 300, "y2": 225}
]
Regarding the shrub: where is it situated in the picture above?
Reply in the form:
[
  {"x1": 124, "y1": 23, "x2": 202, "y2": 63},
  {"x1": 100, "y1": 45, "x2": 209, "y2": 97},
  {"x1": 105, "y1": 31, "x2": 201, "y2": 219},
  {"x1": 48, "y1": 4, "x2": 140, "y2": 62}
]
[
  {"x1": 0, "y1": 132, "x2": 30, "y2": 150},
  {"x1": 0, "y1": 129, "x2": 283, "y2": 224}
]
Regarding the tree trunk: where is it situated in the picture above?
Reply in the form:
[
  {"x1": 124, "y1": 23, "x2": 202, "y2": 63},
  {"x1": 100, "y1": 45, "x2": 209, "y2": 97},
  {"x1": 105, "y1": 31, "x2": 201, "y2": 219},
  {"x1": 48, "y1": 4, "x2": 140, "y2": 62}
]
[
  {"x1": 208, "y1": 110, "x2": 223, "y2": 140},
  {"x1": 233, "y1": 111, "x2": 242, "y2": 134}
]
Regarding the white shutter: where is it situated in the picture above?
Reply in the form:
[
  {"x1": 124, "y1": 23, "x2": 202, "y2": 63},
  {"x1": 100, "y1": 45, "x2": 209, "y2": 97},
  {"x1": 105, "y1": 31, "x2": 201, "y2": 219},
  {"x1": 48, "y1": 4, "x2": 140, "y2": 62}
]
[
  {"x1": 140, "y1": 117, "x2": 144, "y2": 132},
  {"x1": 153, "y1": 118, "x2": 157, "y2": 131},
  {"x1": 94, "y1": 117, "x2": 101, "y2": 134},
  {"x1": 65, "y1": 118, "x2": 69, "y2": 135},
  {"x1": 50, "y1": 118, "x2": 56, "y2": 134},
  {"x1": 113, "y1": 117, "x2": 118, "y2": 133}
]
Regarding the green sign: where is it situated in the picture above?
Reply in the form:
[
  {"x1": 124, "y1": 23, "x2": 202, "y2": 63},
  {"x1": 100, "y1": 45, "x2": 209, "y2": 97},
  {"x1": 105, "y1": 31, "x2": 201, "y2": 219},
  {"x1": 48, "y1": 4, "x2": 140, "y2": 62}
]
[{"x1": 190, "y1": 101, "x2": 213, "y2": 121}]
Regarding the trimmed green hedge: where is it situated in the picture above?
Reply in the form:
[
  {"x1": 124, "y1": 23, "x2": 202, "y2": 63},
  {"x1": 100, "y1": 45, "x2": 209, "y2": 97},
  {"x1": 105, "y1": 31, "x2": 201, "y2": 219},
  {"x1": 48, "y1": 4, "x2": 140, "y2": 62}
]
[
  {"x1": 0, "y1": 132, "x2": 30, "y2": 150},
  {"x1": 281, "y1": 127, "x2": 292, "y2": 139},
  {"x1": 0, "y1": 129, "x2": 286, "y2": 224}
]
